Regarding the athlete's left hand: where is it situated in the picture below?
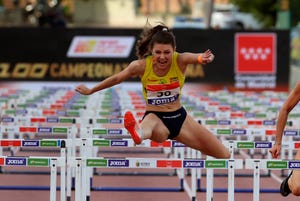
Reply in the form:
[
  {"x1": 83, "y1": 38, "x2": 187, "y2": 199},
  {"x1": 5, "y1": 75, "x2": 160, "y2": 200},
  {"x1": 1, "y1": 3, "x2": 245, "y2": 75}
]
[{"x1": 202, "y1": 49, "x2": 215, "y2": 64}]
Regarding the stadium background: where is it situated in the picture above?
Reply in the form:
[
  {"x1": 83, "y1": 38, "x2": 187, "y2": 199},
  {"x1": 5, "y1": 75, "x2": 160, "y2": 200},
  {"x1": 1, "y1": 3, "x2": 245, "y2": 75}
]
[{"x1": 0, "y1": 1, "x2": 300, "y2": 201}]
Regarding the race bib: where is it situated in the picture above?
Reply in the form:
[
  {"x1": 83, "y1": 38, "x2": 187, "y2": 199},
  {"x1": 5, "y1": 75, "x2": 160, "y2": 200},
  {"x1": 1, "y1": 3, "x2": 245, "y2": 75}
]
[{"x1": 146, "y1": 81, "x2": 180, "y2": 105}]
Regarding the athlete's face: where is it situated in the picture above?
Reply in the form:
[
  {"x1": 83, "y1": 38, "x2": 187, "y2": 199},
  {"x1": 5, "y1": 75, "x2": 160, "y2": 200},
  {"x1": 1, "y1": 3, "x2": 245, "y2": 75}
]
[{"x1": 152, "y1": 43, "x2": 174, "y2": 69}]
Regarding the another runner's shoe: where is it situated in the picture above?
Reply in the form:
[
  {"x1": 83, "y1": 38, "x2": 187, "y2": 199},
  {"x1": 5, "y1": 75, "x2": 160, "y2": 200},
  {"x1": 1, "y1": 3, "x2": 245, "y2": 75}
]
[
  {"x1": 124, "y1": 111, "x2": 142, "y2": 144},
  {"x1": 280, "y1": 171, "x2": 292, "y2": 197}
]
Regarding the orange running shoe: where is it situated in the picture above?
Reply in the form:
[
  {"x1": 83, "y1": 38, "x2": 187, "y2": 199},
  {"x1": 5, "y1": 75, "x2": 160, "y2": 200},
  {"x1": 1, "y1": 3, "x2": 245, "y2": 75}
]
[{"x1": 124, "y1": 111, "x2": 142, "y2": 144}]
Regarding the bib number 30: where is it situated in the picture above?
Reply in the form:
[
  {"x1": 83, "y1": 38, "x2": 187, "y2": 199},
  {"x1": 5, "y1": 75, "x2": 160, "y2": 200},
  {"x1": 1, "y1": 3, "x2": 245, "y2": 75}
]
[{"x1": 157, "y1": 91, "x2": 171, "y2": 97}]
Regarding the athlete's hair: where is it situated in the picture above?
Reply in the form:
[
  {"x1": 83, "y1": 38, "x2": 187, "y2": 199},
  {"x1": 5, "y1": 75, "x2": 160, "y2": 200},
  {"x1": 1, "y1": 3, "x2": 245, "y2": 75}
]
[{"x1": 136, "y1": 22, "x2": 176, "y2": 59}]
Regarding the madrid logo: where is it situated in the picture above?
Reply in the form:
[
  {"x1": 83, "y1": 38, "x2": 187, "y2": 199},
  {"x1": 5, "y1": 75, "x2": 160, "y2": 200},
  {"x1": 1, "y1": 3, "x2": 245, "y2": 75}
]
[{"x1": 235, "y1": 33, "x2": 276, "y2": 74}]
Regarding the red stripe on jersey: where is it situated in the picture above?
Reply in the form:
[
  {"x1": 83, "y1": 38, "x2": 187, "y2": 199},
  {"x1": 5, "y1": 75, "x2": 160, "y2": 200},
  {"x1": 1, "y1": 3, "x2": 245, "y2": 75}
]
[{"x1": 146, "y1": 81, "x2": 180, "y2": 91}]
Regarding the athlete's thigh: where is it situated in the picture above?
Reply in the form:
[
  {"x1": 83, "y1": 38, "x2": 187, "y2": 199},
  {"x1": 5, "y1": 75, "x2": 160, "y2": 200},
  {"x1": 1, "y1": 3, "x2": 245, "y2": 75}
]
[
  {"x1": 141, "y1": 113, "x2": 169, "y2": 141},
  {"x1": 174, "y1": 115, "x2": 229, "y2": 158},
  {"x1": 291, "y1": 149, "x2": 300, "y2": 186}
]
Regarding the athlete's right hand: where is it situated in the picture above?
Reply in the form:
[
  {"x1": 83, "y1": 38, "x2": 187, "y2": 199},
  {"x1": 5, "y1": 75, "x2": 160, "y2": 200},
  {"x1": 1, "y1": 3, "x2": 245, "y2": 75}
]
[
  {"x1": 269, "y1": 143, "x2": 281, "y2": 158},
  {"x1": 75, "y1": 84, "x2": 92, "y2": 95}
]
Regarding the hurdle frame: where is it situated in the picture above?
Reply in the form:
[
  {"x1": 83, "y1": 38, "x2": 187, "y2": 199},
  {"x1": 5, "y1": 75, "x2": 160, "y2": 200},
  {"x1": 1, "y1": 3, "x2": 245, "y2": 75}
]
[{"x1": 71, "y1": 157, "x2": 243, "y2": 201}]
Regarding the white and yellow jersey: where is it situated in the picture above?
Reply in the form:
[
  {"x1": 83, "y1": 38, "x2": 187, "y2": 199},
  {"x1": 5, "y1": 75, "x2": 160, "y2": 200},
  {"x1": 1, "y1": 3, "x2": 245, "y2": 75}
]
[{"x1": 141, "y1": 52, "x2": 185, "y2": 106}]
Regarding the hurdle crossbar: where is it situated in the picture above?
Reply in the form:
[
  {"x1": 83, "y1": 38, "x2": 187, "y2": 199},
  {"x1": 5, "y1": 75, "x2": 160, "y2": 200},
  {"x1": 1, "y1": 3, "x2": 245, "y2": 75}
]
[
  {"x1": 0, "y1": 125, "x2": 74, "y2": 135},
  {"x1": 246, "y1": 159, "x2": 300, "y2": 201},
  {"x1": 71, "y1": 157, "x2": 243, "y2": 201},
  {"x1": 79, "y1": 127, "x2": 300, "y2": 138},
  {"x1": 210, "y1": 128, "x2": 300, "y2": 136},
  {"x1": 0, "y1": 156, "x2": 65, "y2": 201}
]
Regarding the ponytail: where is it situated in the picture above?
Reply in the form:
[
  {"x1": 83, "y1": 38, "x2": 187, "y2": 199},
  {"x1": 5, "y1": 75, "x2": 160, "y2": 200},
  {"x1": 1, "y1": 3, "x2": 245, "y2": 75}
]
[{"x1": 136, "y1": 22, "x2": 175, "y2": 59}]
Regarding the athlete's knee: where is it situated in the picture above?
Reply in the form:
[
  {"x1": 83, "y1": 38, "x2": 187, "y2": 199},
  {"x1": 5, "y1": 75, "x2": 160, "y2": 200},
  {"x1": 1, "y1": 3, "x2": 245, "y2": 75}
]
[
  {"x1": 213, "y1": 149, "x2": 231, "y2": 159},
  {"x1": 291, "y1": 187, "x2": 300, "y2": 196},
  {"x1": 140, "y1": 129, "x2": 152, "y2": 140},
  {"x1": 217, "y1": 148, "x2": 230, "y2": 159},
  {"x1": 291, "y1": 181, "x2": 300, "y2": 196},
  {"x1": 150, "y1": 131, "x2": 169, "y2": 143},
  {"x1": 222, "y1": 149, "x2": 231, "y2": 159},
  {"x1": 289, "y1": 172, "x2": 300, "y2": 196},
  {"x1": 153, "y1": 137, "x2": 167, "y2": 143}
]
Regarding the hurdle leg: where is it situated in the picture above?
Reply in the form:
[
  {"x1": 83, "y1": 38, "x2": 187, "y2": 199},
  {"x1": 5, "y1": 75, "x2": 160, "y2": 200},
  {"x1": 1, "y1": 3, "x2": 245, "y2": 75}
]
[
  {"x1": 80, "y1": 140, "x2": 90, "y2": 201},
  {"x1": 267, "y1": 136, "x2": 272, "y2": 159},
  {"x1": 186, "y1": 148, "x2": 191, "y2": 176},
  {"x1": 260, "y1": 136, "x2": 265, "y2": 158},
  {"x1": 66, "y1": 145, "x2": 72, "y2": 201},
  {"x1": 0, "y1": 132, "x2": 2, "y2": 173},
  {"x1": 8, "y1": 131, "x2": 15, "y2": 156},
  {"x1": 253, "y1": 160, "x2": 260, "y2": 201},
  {"x1": 86, "y1": 146, "x2": 92, "y2": 201},
  {"x1": 235, "y1": 135, "x2": 241, "y2": 155},
  {"x1": 196, "y1": 151, "x2": 202, "y2": 191},
  {"x1": 191, "y1": 149, "x2": 197, "y2": 201},
  {"x1": 82, "y1": 158, "x2": 88, "y2": 201},
  {"x1": 50, "y1": 159, "x2": 58, "y2": 201},
  {"x1": 71, "y1": 125, "x2": 77, "y2": 190},
  {"x1": 60, "y1": 160, "x2": 66, "y2": 201},
  {"x1": 178, "y1": 147, "x2": 185, "y2": 190},
  {"x1": 206, "y1": 168, "x2": 214, "y2": 201},
  {"x1": 227, "y1": 141, "x2": 235, "y2": 159},
  {"x1": 75, "y1": 158, "x2": 82, "y2": 201},
  {"x1": 82, "y1": 127, "x2": 96, "y2": 188},
  {"x1": 228, "y1": 160, "x2": 235, "y2": 201},
  {"x1": 287, "y1": 136, "x2": 294, "y2": 176},
  {"x1": 248, "y1": 135, "x2": 255, "y2": 158},
  {"x1": 60, "y1": 142, "x2": 66, "y2": 201}
]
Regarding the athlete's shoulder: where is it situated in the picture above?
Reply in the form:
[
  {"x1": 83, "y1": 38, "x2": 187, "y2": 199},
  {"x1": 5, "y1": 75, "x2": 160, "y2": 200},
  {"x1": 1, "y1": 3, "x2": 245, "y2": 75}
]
[
  {"x1": 127, "y1": 59, "x2": 146, "y2": 77},
  {"x1": 131, "y1": 59, "x2": 146, "y2": 67}
]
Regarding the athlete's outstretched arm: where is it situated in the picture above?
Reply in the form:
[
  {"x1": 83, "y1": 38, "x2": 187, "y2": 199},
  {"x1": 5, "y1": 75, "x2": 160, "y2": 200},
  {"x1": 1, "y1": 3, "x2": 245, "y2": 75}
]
[
  {"x1": 270, "y1": 81, "x2": 300, "y2": 158},
  {"x1": 177, "y1": 49, "x2": 214, "y2": 73},
  {"x1": 75, "y1": 60, "x2": 145, "y2": 95}
]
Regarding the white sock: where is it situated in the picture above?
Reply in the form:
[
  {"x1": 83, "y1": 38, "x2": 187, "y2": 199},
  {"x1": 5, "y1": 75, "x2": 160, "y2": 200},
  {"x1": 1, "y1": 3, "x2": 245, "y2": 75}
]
[{"x1": 137, "y1": 128, "x2": 144, "y2": 141}]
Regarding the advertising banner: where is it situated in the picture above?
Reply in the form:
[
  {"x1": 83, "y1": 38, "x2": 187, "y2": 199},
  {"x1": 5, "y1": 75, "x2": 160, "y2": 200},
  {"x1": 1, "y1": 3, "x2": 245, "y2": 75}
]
[{"x1": 0, "y1": 28, "x2": 290, "y2": 90}]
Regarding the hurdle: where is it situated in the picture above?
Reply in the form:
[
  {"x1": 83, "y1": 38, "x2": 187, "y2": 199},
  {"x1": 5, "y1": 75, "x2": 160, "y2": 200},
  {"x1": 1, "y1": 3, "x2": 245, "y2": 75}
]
[
  {"x1": 78, "y1": 125, "x2": 297, "y2": 170},
  {"x1": 71, "y1": 157, "x2": 243, "y2": 201},
  {"x1": 246, "y1": 159, "x2": 300, "y2": 201},
  {"x1": 79, "y1": 126, "x2": 296, "y2": 140},
  {"x1": 0, "y1": 138, "x2": 88, "y2": 201},
  {"x1": 1, "y1": 107, "x2": 84, "y2": 117},
  {"x1": 223, "y1": 140, "x2": 298, "y2": 179},
  {"x1": 2, "y1": 85, "x2": 300, "y2": 201},
  {"x1": 3, "y1": 136, "x2": 184, "y2": 200},
  {"x1": 0, "y1": 125, "x2": 76, "y2": 140},
  {"x1": 194, "y1": 140, "x2": 291, "y2": 196},
  {"x1": 0, "y1": 139, "x2": 67, "y2": 201},
  {"x1": 215, "y1": 128, "x2": 299, "y2": 164},
  {"x1": 80, "y1": 127, "x2": 176, "y2": 172},
  {"x1": 0, "y1": 154, "x2": 65, "y2": 201},
  {"x1": 64, "y1": 137, "x2": 187, "y2": 200},
  {"x1": 0, "y1": 125, "x2": 75, "y2": 173},
  {"x1": 3, "y1": 115, "x2": 125, "y2": 128},
  {"x1": 57, "y1": 137, "x2": 242, "y2": 201},
  {"x1": 68, "y1": 138, "x2": 290, "y2": 201},
  {"x1": 223, "y1": 140, "x2": 300, "y2": 158},
  {"x1": 0, "y1": 88, "x2": 85, "y2": 111},
  {"x1": 2, "y1": 116, "x2": 78, "y2": 125}
]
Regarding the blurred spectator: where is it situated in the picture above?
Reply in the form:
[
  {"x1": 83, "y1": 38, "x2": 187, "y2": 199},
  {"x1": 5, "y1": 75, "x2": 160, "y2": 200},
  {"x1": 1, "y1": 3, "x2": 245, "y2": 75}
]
[
  {"x1": 36, "y1": 0, "x2": 66, "y2": 27},
  {"x1": 291, "y1": 24, "x2": 300, "y2": 67},
  {"x1": 22, "y1": 0, "x2": 37, "y2": 25}
]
